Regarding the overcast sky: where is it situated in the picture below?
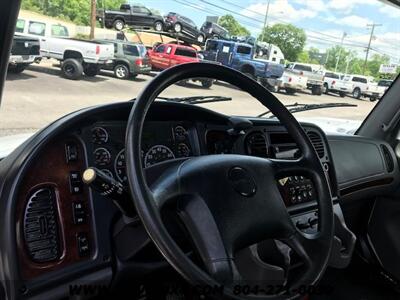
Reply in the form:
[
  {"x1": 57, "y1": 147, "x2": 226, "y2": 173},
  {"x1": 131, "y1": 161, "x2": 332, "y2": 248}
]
[{"x1": 137, "y1": 0, "x2": 400, "y2": 63}]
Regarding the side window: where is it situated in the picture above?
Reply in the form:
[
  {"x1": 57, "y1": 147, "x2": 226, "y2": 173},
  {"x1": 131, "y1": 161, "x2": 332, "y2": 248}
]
[
  {"x1": 51, "y1": 24, "x2": 69, "y2": 37},
  {"x1": 205, "y1": 40, "x2": 218, "y2": 51},
  {"x1": 16, "y1": 19, "x2": 25, "y2": 33},
  {"x1": 132, "y1": 6, "x2": 141, "y2": 13},
  {"x1": 166, "y1": 46, "x2": 172, "y2": 54},
  {"x1": 174, "y1": 48, "x2": 197, "y2": 57},
  {"x1": 28, "y1": 21, "x2": 46, "y2": 36},
  {"x1": 123, "y1": 44, "x2": 139, "y2": 56},
  {"x1": 361, "y1": 78, "x2": 367, "y2": 83},
  {"x1": 155, "y1": 45, "x2": 165, "y2": 53},
  {"x1": 236, "y1": 46, "x2": 252, "y2": 55}
]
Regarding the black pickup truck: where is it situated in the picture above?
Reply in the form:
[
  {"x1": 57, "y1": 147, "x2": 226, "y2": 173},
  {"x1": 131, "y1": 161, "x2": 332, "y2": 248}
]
[
  {"x1": 97, "y1": 4, "x2": 164, "y2": 32},
  {"x1": 8, "y1": 34, "x2": 41, "y2": 74}
]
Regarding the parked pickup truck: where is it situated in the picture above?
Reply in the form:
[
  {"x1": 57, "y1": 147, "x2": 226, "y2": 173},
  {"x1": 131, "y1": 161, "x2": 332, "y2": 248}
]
[
  {"x1": 262, "y1": 69, "x2": 308, "y2": 94},
  {"x1": 16, "y1": 17, "x2": 115, "y2": 80},
  {"x1": 97, "y1": 4, "x2": 164, "y2": 32},
  {"x1": 202, "y1": 39, "x2": 284, "y2": 80},
  {"x1": 286, "y1": 63, "x2": 325, "y2": 95},
  {"x1": 334, "y1": 75, "x2": 386, "y2": 101},
  {"x1": 96, "y1": 40, "x2": 151, "y2": 79},
  {"x1": 8, "y1": 34, "x2": 41, "y2": 74},
  {"x1": 148, "y1": 43, "x2": 213, "y2": 88},
  {"x1": 323, "y1": 71, "x2": 342, "y2": 95}
]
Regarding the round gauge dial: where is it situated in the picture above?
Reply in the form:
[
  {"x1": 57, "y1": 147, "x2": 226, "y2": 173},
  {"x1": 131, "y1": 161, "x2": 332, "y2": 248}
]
[
  {"x1": 94, "y1": 147, "x2": 111, "y2": 166},
  {"x1": 174, "y1": 126, "x2": 187, "y2": 140},
  {"x1": 91, "y1": 127, "x2": 109, "y2": 144},
  {"x1": 114, "y1": 149, "x2": 127, "y2": 184},
  {"x1": 177, "y1": 143, "x2": 190, "y2": 157},
  {"x1": 144, "y1": 145, "x2": 175, "y2": 168},
  {"x1": 101, "y1": 169, "x2": 114, "y2": 178}
]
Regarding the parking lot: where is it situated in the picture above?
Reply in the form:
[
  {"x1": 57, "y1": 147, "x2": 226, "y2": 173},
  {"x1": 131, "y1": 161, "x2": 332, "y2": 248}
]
[{"x1": 0, "y1": 60, "x2": 376, "y2": 137}]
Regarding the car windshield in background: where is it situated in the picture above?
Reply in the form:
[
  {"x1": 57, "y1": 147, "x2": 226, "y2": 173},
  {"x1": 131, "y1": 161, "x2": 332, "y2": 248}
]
[{"x1": 1, "y1": 0, "x2": 399, "y2": 138}]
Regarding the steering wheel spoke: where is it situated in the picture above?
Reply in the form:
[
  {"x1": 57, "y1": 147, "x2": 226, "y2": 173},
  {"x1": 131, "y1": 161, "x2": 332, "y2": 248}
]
[{"x1": 177, "y1": 194, "x2": 240, "y2": 285}]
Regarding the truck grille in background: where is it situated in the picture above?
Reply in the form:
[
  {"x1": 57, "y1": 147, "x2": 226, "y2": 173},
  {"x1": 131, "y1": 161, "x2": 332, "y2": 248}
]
[
  {"x1": 23, "y1": 187, "x2": 60, "y2": 263},
  {"x1": 307, "y1": 131, "x2": 325, "y2": 158}
]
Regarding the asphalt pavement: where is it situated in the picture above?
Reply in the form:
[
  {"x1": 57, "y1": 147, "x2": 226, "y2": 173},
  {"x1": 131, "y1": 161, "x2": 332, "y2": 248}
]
[{"x1": 0, "y1": 60, "x2": 376, "y2": 137}]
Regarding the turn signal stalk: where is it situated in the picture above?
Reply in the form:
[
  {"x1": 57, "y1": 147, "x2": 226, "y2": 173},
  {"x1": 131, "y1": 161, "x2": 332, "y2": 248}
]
[{"x1": 82, "y1": 167, "x2": 135, "y2": 217}]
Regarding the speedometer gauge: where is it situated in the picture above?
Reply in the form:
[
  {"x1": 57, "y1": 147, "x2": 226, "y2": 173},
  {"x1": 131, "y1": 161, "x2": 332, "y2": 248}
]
[
  {"x1": 115, "y1": 149, "x2": 127, "y2": 184},
  {"x1": 144, "y1": 145, "x2": 175, "y2": 168},
  {"x1": 94, "y1": 148, "x2": 111, "y2": 166},
  {"x1": 91, "y1": 127, "x2": 109, "y2": 144}
]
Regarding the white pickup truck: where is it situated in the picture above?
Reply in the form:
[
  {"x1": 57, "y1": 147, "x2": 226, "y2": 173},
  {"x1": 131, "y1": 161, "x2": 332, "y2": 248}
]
[
  {"x1": 285, "y1": 63, "x2": 325, "y2": 95},
  {"x1": 263, "y1": 70, "x2": 308, "y2": 95},
  {"x1": 334, "y1": 75, "x2": 386, "y2": 101},
  {"x1": 15, "y1": 17, "x2": 114, "y2": 80},
  {"x1": 323, "y1": 71, "x2": 343, "y2": 96}
]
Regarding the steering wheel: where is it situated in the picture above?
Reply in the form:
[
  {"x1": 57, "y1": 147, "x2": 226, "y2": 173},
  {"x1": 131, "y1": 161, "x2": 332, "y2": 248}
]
[{"x1": 125, "y1": 63, "x2": 334, "y2": 299}]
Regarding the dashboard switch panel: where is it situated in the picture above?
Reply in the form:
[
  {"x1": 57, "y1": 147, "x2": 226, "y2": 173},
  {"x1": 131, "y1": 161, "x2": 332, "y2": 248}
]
[
  {"x1": 278, "y1": 175, "x2": 316, "y2": 206},
  {"x1": 77, "y1": 233, "x2": 90, "y2": 257},
  {"x1": 69, "y1": 171, "x2": 82, "y2": 194},
  {"x1": 72, "y1": 202, "x2": 86, "y2": 225},
  {"x1": 65, "y1": 142, "x2": 78, "y2": 163}
]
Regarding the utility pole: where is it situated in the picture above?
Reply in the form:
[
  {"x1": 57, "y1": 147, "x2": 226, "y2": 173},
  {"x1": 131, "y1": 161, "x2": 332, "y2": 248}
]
[
  {"x1": 325, "y1": 49, "x2": 329, "y2": 66},
  {"x1": 259, "y1": 0, "x2": 270, "y2": 43},
  {"x1": 363, "y1": 23, "x2": 382, "y2": 74},
  {"x1": 334, "y1": 32, "x2": 347, "y2": 72},
  {"x1": 90, "y1": 0, "x2": 97, "y2": 39}
]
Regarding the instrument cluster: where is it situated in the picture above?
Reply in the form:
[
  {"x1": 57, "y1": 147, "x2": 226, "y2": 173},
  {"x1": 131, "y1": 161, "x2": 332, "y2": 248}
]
[{"x1": 88, "y1": 122, "x2": 195, "y2": 185}]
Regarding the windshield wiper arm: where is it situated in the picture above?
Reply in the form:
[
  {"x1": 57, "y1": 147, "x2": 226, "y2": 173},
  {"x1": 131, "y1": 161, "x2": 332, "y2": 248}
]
[
  {"x1": 157, "y1": 95, "x2": 232, "y2": 105},
  {"x1": 258, "y1": 102, "x2": 358, "y2": 118}
]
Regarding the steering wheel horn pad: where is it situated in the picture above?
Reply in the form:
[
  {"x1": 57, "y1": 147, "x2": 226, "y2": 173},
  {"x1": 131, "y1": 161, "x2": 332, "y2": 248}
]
[{"x1": 126, "y1": 63, "x2": 334, "y2": 299}]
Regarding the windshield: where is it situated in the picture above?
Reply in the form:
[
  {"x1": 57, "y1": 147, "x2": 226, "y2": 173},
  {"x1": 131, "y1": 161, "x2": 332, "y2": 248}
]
[{"x1": 1, "y1": 0, "x2": 399, "y2": 139}]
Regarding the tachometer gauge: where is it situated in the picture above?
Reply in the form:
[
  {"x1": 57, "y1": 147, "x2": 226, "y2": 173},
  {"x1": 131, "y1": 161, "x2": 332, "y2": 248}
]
[
  {"x1": 114, "y1": 149, "x2": 127, "y2": 184},
  {"x1": 144, "y1": 145, "x2": 175, "y2": 167},
  {"x1": 174, "y1": 126, "x2": 187, "y2": 141},
  {"x1": 91, "y1": 127, "x2": 109, "y2": 144},
  {"x1": 94, "y1": 148, "x2": 111, "y2": 166},
  {"x1": 177, "y1": 143, "x2": 190, "y2": 157}
]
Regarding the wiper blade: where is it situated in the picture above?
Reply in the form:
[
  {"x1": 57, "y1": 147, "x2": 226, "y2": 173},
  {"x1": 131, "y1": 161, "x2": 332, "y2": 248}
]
[
  {"x1": 157, "y1": 95, "x2": 232, "y2": 105},
  {"x1": 258, "y1": 102, "x2": 357, "y2": 118}
]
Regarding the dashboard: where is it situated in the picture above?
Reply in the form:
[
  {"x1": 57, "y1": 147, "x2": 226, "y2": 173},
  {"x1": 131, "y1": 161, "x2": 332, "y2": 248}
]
[
  {"x1": 86, "y1": 121, "x2": 197, "y2": 185},
  {"x1": 0, "y1": 101, "x2": 398, "y2": 299}
]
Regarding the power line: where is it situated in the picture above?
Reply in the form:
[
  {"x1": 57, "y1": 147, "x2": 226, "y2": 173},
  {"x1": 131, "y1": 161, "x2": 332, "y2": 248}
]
[{"x1": 173, "y1": 0, "x2": 262, "y2": 30}]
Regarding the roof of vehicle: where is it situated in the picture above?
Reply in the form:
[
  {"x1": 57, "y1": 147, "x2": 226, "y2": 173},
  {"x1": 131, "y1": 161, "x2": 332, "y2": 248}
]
[
  {"x1": 95, "y1": 39, "x2": 144, "y2": 46},
  {"x1": 161, "y1": 43, "x2": 197, "y2": 51},
  {"x1": 207, "y1": 39, "x2": 252, "y2": 47}
]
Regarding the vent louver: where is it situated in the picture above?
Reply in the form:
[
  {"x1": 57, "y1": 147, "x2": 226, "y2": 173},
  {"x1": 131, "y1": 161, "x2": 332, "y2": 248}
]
[
  {"x1": 246, "y1": 132, "x2": 268, "y2": 158},
  {"x1": 307, "y1": 131, "x2": 325, "y2": 158},
  {"x1": 23, "y1": 188, "x2": 60, "y2": 263},
  {"x1": 381, "y1": 144, "x2": 394, "y2": 173}
]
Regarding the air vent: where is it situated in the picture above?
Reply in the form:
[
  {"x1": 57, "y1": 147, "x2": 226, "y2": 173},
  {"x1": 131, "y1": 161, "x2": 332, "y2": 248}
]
[
  {"x1": 307, "y1": 131, "x2": 325, "y2": 158},
  {"x1": 381, "y1": 144, "x2": 394, "y2": 172},
  {"x1": 246, "y1": 132, "x2": 268, "y2": 157},
  {"x1": 24, "y1": 188, "x2": 60, "y2": 263}
]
